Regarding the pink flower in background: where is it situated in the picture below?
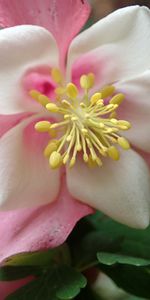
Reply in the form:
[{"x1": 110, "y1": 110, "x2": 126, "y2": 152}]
[{"x1": 0, "y1": 0, "x2": 149, "y2": 263}]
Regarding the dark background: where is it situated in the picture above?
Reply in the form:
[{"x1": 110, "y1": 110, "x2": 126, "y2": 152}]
[{"x1": 90, "y1": 0, "x2": 150, "y2": 20}]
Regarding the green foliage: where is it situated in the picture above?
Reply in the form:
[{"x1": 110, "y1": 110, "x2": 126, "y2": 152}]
[
  {"x1": 6, "y1": 265, "x2": 87, "y2": 300},
  {"x1": 4, "y1": 244, "x2": 70, "y2": 267},
  {"x1": 0, "y1": 266, "x2": 38, "y2": 281},
  {"x1": 97, "y1": 252, "x2": 150, "y2": 266}
]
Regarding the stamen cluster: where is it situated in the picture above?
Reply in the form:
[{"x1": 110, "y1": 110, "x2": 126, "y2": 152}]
[{"x1": 30, "y1": 69, "x2": 131, "y2": 169}]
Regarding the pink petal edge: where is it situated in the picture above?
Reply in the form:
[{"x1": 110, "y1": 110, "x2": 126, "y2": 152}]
[
  {"x1": 0, "y1": 113, "x2": 32, "y2": 138},
  {"x1": 0, "y1": 0, "x2": 91, "y2": 69},
  {"x1": 0, "y1": 277, "x2": 33, "y2": 300},
  {"x1": 0, "y1": 173, "x2": 93, "y2": 264}
]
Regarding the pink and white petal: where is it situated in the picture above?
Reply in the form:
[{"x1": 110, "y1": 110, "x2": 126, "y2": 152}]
[
  {"x1": 24, "y1": 67, "x2": 57, "y2": 98},
  {"x1": 135, "y1": 148, "x2": 150, "y2": 170},
  {"x1": 0, "y1": 176, "x2": 93, "y2": 263},
  {"x1": 67, "y1": 150, "x2": 150, "y2": 229},
  {"x1": 115, "y1": 70, "x2": 150, "y2": 153},
  {"x1": 0, "y1": 0, "x2": 91, "y2": 69},
  {"x1": 68, "y1": 6, "x2": 150, "y2": 82},
  {"x1": 71, "y1": 46, "x2": 120, "y2": 90},
  {"x1": 0, "y1": 25, "x2": 58, "y2": 114},
  {"x1": 0, "y1": 277, "x2": 33, "y2": 300},
  {"x1": 0, "y1": 115, "x2": 60, "y2": 210},
  {"x1": 0, "y1": 112, "x2": 32, "y2": 138}
]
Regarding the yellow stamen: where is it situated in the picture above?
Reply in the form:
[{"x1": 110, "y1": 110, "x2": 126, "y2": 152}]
[
  {"x1": 100, "y1": 85, "x2": 115, "y2": 98},
  {"x1": 30, "y1": 70, "x2": 131, "y2": 169},
  {"x1": 34, "y1": 121, "x2": 51, "y2": 132},
  {"x1": 117, "y1": 137, "x2": 130, "y2": 150},
  {"x1": 80, "y1": 73, "x2": 95, "y2": 90},
  {"x1": 55, "y1": 87, "x2": 66, "y2": 96},
  {"x1": 108, "y1": 146, "x2": 120, "y2": 161},
  {"x1": 117, "y1": 120, "x2": 131, "y2": 129},
  {"x1": 51, "y1": 68, "x2": 63, "y2": 84},
  {"x1": 29, "y1": 89, "x2": 41, "y2": 100},
  {"x1": 49, "y1": 151, "x2": 62, "y2": 169},
  {"x1": 87, "y1": 73, "x2": 95, "y2": 89},
  {"x1": 44, "y1": 141, "x2": 59, "y2": 157},
  {"x1": 90, "y1": 93, "x2": 102, "y2": 105},
  {"x1": 109, "y1": 93, "x2": 125, "y2": 105},
  {"x1": 66, "y1": 83, "x2": 78, "y2": 99},
  {"x1": 46, "y1": 103, "x2": 59, "y2": 113},
  {"x1": 38, "y1": 95, "x2": 50, "y2": 106}
]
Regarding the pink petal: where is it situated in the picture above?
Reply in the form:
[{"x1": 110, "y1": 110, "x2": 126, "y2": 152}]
[
  {"x1": 71, "y1": 46, "x2": 118, "y2": 91},
  {"x1": 135, "y1": 148, "x2": 150, "y2": 169},
  {"x1": 0, "y1": 0, "x2": 91, "y2": 69},
  {"x1": 24, "y1": 67, "x2": 57, "y2": 98},
  {"x1": 0, "y1": 112, "x2": 32, "y2": 138},
  {"x1": 0, "y1": 25, "x2": 58, "y2": 115},
  {"x1": 0, "y1": 174, "x2": 92, "y2": 263},
  {"x1": 0, "y1": 277, "x2": 33, "y2": 300},
  {"x1": 0, "y1": 115, "x2": 60, "y2": 210}
]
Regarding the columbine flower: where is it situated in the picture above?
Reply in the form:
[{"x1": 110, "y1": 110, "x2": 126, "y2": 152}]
[{"x1": 0, "y1": 0, "x2": 150, "y2": 261}]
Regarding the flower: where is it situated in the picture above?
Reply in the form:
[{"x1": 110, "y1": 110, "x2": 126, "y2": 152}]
[{"x1": 0, "y1": 0, "x2": 150, "y2": 262}]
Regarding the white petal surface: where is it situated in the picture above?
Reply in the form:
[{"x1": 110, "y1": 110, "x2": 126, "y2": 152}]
[
  {"x1": 0, "y1": 25, "x2": 58, "y2": 114},
  {"x1": 67, "y1": 6, "x2": 150, "y2": 82},
  {"x1": 67, "y1": 150, "x2": 150, "y2": 228},
  {"x1": 0, "y1": 115, "x2": 60, "y2": 210},
  {"x1": 115, "y1": 70, "x2": 150, "y2": 152}
]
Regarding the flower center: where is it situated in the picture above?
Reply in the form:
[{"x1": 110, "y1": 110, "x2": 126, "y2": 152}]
[{"x1": 30, "y1": 69, "x2": 131, "y2": 169}]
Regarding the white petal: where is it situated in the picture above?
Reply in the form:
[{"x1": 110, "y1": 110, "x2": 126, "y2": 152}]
[
  {"x1": 0, "y1": 25, "x2": 58, "y2": 114},
  {"x1": 115, "y1": 70, "x2": 150, "y2": 152},
  {"x1": 67, "y1": 6, "x2": 150, "y2": 82},
  {"x1": 0, "y1": 115, "x2": 60, "y2": 210},
  {"x1": 67, "y1": 150, "x2": 150, "y2": 228}
]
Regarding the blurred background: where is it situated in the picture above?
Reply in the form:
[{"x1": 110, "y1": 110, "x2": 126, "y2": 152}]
[{"x1": 89, "y1": 0, "x2": 150, "y2": 20}]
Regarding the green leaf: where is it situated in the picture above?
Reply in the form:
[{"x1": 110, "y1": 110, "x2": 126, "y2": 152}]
[
  {"x1": 71, "y1": 211, "x2": 150, "y2": 269},
  {"x1": 68, "y1": 212, "x2": 150, "y2": 298},
  {"x1": 97, "y1": 252, "x2": 150, "y2": 267},
  {"x1": 126, "y1": 297, "x2": 147, "y2": 300},
  {"x1": 56, "y1": 266, "x2": 87, "y2": 299},
  {"x1": 0, "y1": 266, "x2": 38, "y2": 281},
  {"x1": 86, "y1": 212, "x2": 150, "y2": 260},
  {"x1": 6, "y1": 265, "x2": 87, "y2": 300},
  {"x1": 4, "y1": 243, "x2": 70, "y2": 267}
]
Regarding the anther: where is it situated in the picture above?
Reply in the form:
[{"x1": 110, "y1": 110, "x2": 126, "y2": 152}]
[
  {"x1": 49, "y1": 151, "x2": 62, "y2": 169},
  {"x1": 109, "y1": 93, "x2": 125, "y2": 105},
  {"x1": 90, "y1": 93, "x2": 102, "y2": 105},
  {"x1": 80, "y1": 73, "x2": 95, "y2": 90},
  {"x1": 38, "y1": 95, "x2": 50, "y2": 106},
  {"x1": 117, "y1": 120, "x2": 131, "y2": 129},
  {"x1": 44, "y1": 141, "x2": 59, "y2": 157},
  {"x1": 100, "y1": 85, "x2": 115, "y2": 98},
  {"x1": 35, "y1": 121, "x2": 51, "y2": 132},
  {"x1": 51, "y1": 68, "x2": 63, "y2": 84},
  {"x1": 29, "y1": 89, "x2": 41, "y2": 100},
  {"x1": 66, "y1": 83, "x2": 78, "y2": 99},
  {"x1": 108, "y1": 146, "x2": 120, "y2": 161},
  {"x1": 55, "y1": 87, "x2": 66, "y2": 95},
  {"x1": 87, "y1": 73, "x2": 95, "y2": 88},
  {"x1": 46, "y1": 103, "x2": 59, "y2": 113},
  {"x1": 117, "y1": 137, "x2": 130, "y2": 150},
  {"x1": 62, "y1": 100, "x2": 73, "y2": 108}
]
